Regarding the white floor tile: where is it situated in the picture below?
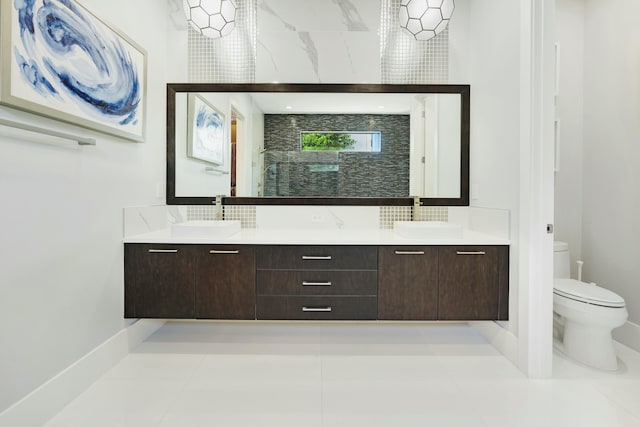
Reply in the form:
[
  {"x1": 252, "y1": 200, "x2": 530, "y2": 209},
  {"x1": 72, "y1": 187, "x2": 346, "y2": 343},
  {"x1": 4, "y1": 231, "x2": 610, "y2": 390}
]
[
  {"x1": 158, "y1": 411, "x2": 323, "y2": 427},
  {"x1": 44, "y1": 379, "x2": 183, "y2": 427},
  {"x1": 41, "y1": 322, "x2": 640, "y2": 427},
  {"x1": 195, "y1": 354, "x2": 321, "y2": 382},
  {"x1": 322, "y1": 412, "x2": 489, "y2": 427},
  {"x1": 170, "y1": 381, "x2": 321, "y2": 414},
  {"x1": 321, "y1": 355, "x2": 452, "y2": 382},
  {"x1": 101, "y1": 353, "x2": 205, "y2": 381}
]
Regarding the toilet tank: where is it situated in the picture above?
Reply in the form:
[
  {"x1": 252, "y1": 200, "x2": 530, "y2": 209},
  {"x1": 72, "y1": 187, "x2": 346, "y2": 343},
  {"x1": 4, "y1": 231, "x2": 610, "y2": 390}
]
[{"x1": 554, "y1": 241, "x2": 570, "y2": 279}]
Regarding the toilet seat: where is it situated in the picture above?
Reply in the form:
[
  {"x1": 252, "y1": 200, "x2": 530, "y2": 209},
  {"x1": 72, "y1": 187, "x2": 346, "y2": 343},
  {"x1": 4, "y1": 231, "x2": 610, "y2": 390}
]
[{"x1": 554, "y1": 279, "x2": 625, "y2": 308}]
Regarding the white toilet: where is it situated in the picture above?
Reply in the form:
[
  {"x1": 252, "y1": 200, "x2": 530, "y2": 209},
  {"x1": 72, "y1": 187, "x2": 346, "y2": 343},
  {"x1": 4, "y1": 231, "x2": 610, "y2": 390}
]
[{"x1": 553, "y1": 241, "x2": 628, "y2": 370}]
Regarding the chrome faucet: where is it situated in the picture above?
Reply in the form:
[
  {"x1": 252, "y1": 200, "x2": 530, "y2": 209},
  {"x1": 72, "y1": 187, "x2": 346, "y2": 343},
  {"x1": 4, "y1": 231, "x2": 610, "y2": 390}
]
[{"x1": 215, "y1": 195, "x2": 224, "y2": 220}]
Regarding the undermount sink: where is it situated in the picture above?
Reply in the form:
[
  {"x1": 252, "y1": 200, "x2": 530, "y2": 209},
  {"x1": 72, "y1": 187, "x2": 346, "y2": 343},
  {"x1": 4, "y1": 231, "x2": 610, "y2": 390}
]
[
  {"x1": 170, "y1": 220, "x2": 241, "y2": 238},
  {"x1": 393, "y1": 221, "x2": 463, "y2": 239}
]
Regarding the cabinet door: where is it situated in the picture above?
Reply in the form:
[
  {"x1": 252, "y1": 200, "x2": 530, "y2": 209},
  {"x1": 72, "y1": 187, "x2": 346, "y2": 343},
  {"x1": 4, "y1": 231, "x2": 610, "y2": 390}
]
[
  {"x1": 378, "y1": 246, "x2": 438, "y2": 320},
  {"x1": 128, "y1": 244, "x2": 195, "y2": 318},
  {"x1": 195, "y1": 246, "x2": 256, "y2": 319},
  {"x1": 438, "y1": 246, "x2": 502, "y2": 320}
]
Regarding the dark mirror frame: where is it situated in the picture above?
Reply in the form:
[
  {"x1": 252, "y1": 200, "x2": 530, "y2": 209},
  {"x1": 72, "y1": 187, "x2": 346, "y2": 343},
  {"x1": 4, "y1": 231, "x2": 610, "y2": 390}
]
[{"x1": 166, "y1": 83, "x2": 470, "y2": 206}]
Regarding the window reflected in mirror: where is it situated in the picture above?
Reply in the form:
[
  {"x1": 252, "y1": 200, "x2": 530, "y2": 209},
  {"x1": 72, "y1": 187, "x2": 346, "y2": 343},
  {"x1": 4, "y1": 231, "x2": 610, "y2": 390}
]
[{"x1": 301, "y1": 132, "x2": 381, "y2": 152}]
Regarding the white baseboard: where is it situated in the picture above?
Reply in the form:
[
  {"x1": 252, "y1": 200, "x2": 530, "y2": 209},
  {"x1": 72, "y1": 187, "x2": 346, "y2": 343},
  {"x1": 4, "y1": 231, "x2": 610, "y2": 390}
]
[
  {"x1": 0, "y1": 319, "x2": 165, "y2": 427},
  {"x1": 470, "y1": 321, "x2": 519, "y2": 366},
  {"x1": 613, "y1": 320, "x2": 640, "y2": 353}
]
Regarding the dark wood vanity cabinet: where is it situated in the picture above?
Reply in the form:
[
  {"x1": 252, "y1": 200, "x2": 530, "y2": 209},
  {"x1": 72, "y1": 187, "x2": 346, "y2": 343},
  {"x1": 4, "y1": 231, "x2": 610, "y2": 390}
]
[
  {"x1": 124, "y1": 244, "x2": 255, "y2": 320},
  {"x1": 124, "y1": 244, "x2": 196, "y2": 318},
  {"x1": 125, "y1": 243, "x2": 508, "y2": 321},
  {"x1": 378, "y1": 247, "x2": 439, "y2": 320},
  {"x1": 255, "y1": 246, "x2": 378, "y2": 320},
  {"x1": 438, "y1": 246, "x2": 510, "y2": 321},
  {"x1": 378, "y1": 245, "x2": 509, "y2": 321}
]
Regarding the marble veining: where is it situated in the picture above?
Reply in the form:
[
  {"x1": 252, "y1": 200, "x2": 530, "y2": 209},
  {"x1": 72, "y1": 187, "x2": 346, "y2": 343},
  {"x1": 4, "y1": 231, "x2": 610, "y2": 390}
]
[
  {"x1": 258, "y1": 0, "x2": 376, "y2": 32},
  {"x1": 259, "y1": 0, "x2": 297, "y2": 31},
  {"x1": 341, "y1": 32, "x2": 356, "y2": 73},
  {"x1": 123, "y1": 206, "x2": 186, "y2": 237},
  {"x1": 167, "y1": 0, "x2": 189, "y2": 30},
  {"x1": 298, "y1": 32, "x2": 319, "y2": 80},
  {"x1": 333, "y1": 0, "x2": 369, "y2": 31},
  {"x1": 257, "y1": 40, "x2": 279, "y2": 74},
  {"x1": 255, "y1": 0, "x2": 381, "y2": 83}
]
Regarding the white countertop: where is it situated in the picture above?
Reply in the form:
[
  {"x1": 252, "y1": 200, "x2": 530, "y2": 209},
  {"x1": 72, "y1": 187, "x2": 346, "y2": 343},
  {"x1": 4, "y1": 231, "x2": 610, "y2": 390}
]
[{"x1": 123, "y1": 227, "x2": 510, "y2": 246}]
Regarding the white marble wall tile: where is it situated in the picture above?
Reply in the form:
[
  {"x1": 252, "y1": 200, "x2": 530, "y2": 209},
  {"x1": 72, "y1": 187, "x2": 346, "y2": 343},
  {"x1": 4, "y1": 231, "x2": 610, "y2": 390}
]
[
  {"x1": 447, "y1": 206, "x2": 470, "y2": 228},
  {"x1": 256, "y1": 0, "x2": 381, "y2": 83},
  {"x1": 258, "y1": 0, "x2": 379, "y2": 32},
  {"x1": 257, "y1": 31, "x2": 380, "y2": 83},
  {"x1": 469, "y1": 207, "x2": 510, "y2": 240},
  {"x1": 313, "y1": 31, "x2": 381, "y2": 83},
  {"x1": 123, "y1": 206, "x2": 187, "y2": 237},
  {"x1": 257, "y1": 32, "x2": 319, "y2": 82},
  {"x1": 256, "y1": 206, "x2": 379, "y2": 229}
]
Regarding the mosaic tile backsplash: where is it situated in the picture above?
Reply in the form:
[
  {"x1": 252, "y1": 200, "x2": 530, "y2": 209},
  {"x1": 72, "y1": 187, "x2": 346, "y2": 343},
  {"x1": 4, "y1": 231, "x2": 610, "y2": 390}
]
[{"x1": 263, "y1": 114, "x2": 410, "y2": 197}]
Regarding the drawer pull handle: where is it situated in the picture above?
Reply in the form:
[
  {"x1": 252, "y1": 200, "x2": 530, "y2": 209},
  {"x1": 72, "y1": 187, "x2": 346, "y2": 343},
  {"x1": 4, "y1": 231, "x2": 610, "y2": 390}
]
[
  {"x1": 302, "y1": 306, "x2": 332, "y2": 312},
  {"x1": 209, "y1": 250, "x2": 240, "y2": 254},
  {"x1": 456, "y1": 251, "x2": 486, "y2": 255},
  {"x1": 148, "y1": 249, "x2": 178, "y2": 253},
  {"x1": 301, "y1": 255, "x2": 332, "y2": 260},
  {"x1": 302, "y1": 281, "x2": 332, "y2": 287},
  {"x1": 394, "y1": 250, "x2": 425, "y2": 255}
]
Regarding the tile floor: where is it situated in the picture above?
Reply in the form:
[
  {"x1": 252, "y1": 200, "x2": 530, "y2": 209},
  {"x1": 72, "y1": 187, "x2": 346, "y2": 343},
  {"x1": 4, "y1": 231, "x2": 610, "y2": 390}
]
[{"x1": 45, "y1": 322, "x2": 640, "y2": 427}]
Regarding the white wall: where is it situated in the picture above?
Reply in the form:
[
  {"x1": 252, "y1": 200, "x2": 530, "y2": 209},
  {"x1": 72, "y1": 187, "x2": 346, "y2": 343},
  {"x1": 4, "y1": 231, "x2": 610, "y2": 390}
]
[
  {"x1": 0, "y1": 0, "x2": 181, "y2": 413},
  {"x1": 554, "y1": 0, "x2": 584, "y2": 279},
  {"x1": 582, "y1": 0, "x2": 640, "y2": 325}
]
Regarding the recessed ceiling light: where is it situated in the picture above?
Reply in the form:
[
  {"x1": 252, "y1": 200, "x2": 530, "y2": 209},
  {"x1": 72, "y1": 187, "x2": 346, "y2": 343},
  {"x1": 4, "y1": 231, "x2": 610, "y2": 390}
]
[{"x1": 285, "y1": 105, "x2": 292, "y2": 110}]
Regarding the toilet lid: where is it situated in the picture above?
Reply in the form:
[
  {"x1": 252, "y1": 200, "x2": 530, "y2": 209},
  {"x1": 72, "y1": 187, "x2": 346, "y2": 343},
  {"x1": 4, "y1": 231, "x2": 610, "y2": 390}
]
[{"x1": 554, "y1": 279, "x2": 625, "y2": 308}]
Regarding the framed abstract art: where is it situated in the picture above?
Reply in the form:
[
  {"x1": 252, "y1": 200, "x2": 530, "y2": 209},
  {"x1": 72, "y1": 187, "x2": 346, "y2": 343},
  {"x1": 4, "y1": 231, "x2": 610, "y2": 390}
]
[
  {"x1": 0, "y1": 0, "x2": 147, "y2": 142},
  {"x1": 187, "y1": 93, "x2": 226, "y2": 166}
]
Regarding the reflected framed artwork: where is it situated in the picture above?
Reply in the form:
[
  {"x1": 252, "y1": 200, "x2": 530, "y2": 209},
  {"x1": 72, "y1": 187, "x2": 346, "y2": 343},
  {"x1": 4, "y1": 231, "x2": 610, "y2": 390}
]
[
  {"x1": 0, "y1": 0, "x2": 147, "y2": 142},
  {"x1": 187, "y1": 93, "x2": 226, "y2": 166}
]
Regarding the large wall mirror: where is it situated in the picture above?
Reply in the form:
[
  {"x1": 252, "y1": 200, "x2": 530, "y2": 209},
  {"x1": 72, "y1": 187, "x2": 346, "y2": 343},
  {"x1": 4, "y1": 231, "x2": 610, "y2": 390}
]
[{"x1": 167, "y1": 84, "x2": 469, "y2": 206}]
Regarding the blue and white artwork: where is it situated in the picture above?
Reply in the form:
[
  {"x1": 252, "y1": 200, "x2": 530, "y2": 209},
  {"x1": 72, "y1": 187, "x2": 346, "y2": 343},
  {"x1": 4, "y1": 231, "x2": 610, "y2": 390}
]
[
  {"x1": 0, "y1": 0, "x2": 147, "y2": 141},
  {"x1": 187, "y1": 94, "x2": 225, "y2": 165}
]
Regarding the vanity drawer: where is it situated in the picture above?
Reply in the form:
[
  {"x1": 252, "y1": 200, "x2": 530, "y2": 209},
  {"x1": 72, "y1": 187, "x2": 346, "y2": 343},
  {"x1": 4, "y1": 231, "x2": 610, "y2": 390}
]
[
  {"x1": 257, "y1": 296, "x2": 377, "y2": 320},
  {"x1": 257, "y1": 270, "x2": 378, "y2": 296},
  {"x1": 256, "y1": 245, "x2": 377, "y2": 270}
]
